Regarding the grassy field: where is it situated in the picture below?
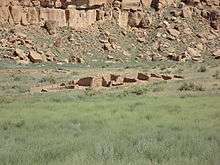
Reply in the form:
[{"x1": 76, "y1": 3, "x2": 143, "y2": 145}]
[
  {"x1": 0, "y1": 61, "x2": 220, "y2": 165},
  {"x1": 0, "y1": 90, "x2": 220, "y2": 165}
]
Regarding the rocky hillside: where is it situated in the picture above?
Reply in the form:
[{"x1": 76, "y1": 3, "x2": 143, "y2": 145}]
[{"x1": 0, "y1": 0, "x2": 219, "y2": 65}]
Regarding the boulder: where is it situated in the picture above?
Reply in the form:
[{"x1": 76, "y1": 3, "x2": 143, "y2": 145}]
[
  {"x1": 91, "y1": 77, "x2": 103, "y2": 87},
  {"x1": 102, "y1": 76, "x2": 112, "y2": 87},
  {"x1": 128, "y1": 11, "x2": 144, "y2": 27},
  {"x1": 99, "y1": 33, "x2": 109, "y2": 43},
  {"x1": 137, "y1": 37, "x2": 146, "y2": 43},
  {"x1": 14, "y1": 48, "x2": 27, "y2": 60},
  {"x1": 151, "y1": 0, "x2": 176, "y2": 11},
  {"x1": 69, "y1": 56, "x2": 85, "y2": 64},
  {"x1": 45, "y1": 51, "x2": 56, "y2": 62},
  {"x1": 28, "y1": 50, "x2": 45, "y2": 63},
  {"x1": 210, "y1": 19, "x2": 219, "y2": 30},
  {"x1": 107, "y1": 55, "x2": 114, "y2": 60},
  {"x1": 151, "y1": 73, "x2": 161, "y2": 78},
  {"x1": 161, "y1": 75, "x2": 172, "y2": 80},
  {"x1": 103, "y1": 43, "x2": 113, "y2": 51},
  {"x1": 44, "y1": 20, "x2": 57, "y2": 35},
  {"x1": 77, "y1": 77, "x2": 94, "y2": 87},
  {"x1": 167, "y1": 28, "x2": 180, "y2": 38},
  {"x1": 137, "y1": 73, "x2": 150, "y2": 80},
  {"x1": 139, "y1": 14, "x2": 152, "y2": 28},
  {"x1": 181, "y1": 7, "x2": 192, "y2": 18},
  {"x1": 54, "y1": 37, "x2": 62, "y2": 47},
  {"x1": 213, "y1": 49, "x2": 220, "y2": 59},
  {"x1": 110, "y1": 74, "x2": 121, "y2": 81},
  {"x1": 110, "y1": 74, "x2": 124, "y2": 86},
  {"x1": 123, "y1": 76, "x2": 137, "y2": 83},
  {"x1": 77, "y1": 77, "x2": 103, "y2": 87},
  {"x1": 174, "y1": 75, "x2": 184, "y2": 79},
  {"x1": 187, "y1": 47, "x2": 201, "y2": 58}
]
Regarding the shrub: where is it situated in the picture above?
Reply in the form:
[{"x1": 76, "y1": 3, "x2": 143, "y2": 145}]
[
  {"x1": 0, "y1": 96, "x2": 15, "y2": 104},
  {"x1": 178, "y1": 82, "x2": 205, "y2": 91},
  {"x1": 128, "y1": 86, "x2": 149, "y2": 96},
  {"x1": 213, "y1": 70, "x2": 220, "y2": 79},
  {"x1": 84, "y1": 88, "x2": 98, "y2": 96},
  {"x1": 197, "y1": 65, "x2": 207, "y2": 72},
  {"x1": 39, "y1": 76, "x2": 56, "y2": 84}
]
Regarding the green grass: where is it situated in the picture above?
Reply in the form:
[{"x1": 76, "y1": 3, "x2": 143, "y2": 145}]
[{"x1": 0, "y1": 91, "x2": 220, "y2": 165}]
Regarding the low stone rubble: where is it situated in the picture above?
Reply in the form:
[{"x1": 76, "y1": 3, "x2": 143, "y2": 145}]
[{"x1": 32, "y1": 72, "x2": 184, "y2": 93}]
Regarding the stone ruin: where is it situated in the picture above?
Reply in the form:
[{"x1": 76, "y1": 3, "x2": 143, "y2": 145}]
[{"x1": 31, "y1": 72, "x2": 184, "y2": 93}]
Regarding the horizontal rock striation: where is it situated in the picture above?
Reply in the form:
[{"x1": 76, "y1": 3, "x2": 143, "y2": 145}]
[
  {"x1": 0, "y1": 0, "x2": 152, "y2": 29},
  {"x1": 0, "y1": 0, "x2": 219, "y2": 29}
]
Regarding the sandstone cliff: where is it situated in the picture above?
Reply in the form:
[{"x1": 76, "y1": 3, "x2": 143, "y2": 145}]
[{"x1": 0, "y1": 0, "x2": 219, "y2": 29}]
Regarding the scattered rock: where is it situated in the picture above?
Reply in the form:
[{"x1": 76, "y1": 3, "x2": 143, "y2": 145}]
[
  {"x1": 161, "y1": 75, "x2": 172, "y2": 80},
  {"x1": 69, "y1": 56, "x2": 85, "y2": 64},
  {"x1": 170, "y1": 10, "x2": 182, "y2": 17},
  {"x1": 14, "y1": 48, "x2": 27, "y2": 60},
  {"x1": 123, "y1": 76, "x2": 137, "y2": 83},
  {"x1": 186, "y1": 47, "x2": 201, "y2": 58},
  {"x1": 213, "y1": 49, "x2": 220, "y2": 59},
  {"x1": 28, "y1": 50, "x2": 45, "y2": 63},
  {"x1": 183, "y1": 28, "x2": 192, "y2": 34},
  {"x1": 137, "y1": 37, "x2": 146, "y2": 43},
  {"x1": 41, "y1": 88, "x2": 48, "y2": 93},
  {"x1": 174, "y1": 75, "x2": 184, "y2": 79},
  {"x1": 77, "y1": 77, "x2": 93, "y2": 87},
  {"x1": 110, "y1": 74, "x2": 124, "y2": 86},
  {"x1": 195, "y1": 43, "x2": 204, "y2": 51},
  {"x1": 54, "y1": 38, "x2": 62, "y2": 47},
  {"x1": 77, "y1": 77, "x2": 102, "y2": 87},
  {"x1": 44, "y1": 20, "x2": 57, "y2": 35},
  {"x1": 68, "y1": 34, "x2": 74, "y2": 42},
  {"x1": 107, "y1": 55, "x2": 114, "y2": 60},
  {"x1": 167, "y1": 28, "x2": 180, "y2": 38},
  {"x1": 99, "y1": 33, "x2": 109, "y2": 43},
  {"x1": 139, "y1": 15, "x2": 152, "y2": 28},
  {"x1": 137, "y1": 73, "x2": 150, "y2": 81},
  {"x1": 103, "y1": 43, "x2": 113, "y2": 51},
  {"x1": 102, "y1": 76, "x2": 112, "y2": 87},
  {"x1": 181, "y1": 7, "x2": 192, "y2": 18},
  {"x1": 151, "y1": 73, "x2": 162, "y2": 78}
]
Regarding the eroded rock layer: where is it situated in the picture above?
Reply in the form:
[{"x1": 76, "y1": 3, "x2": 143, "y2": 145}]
[{"x1": 0, "y1": 0, "x2": 219, "y2": 30}]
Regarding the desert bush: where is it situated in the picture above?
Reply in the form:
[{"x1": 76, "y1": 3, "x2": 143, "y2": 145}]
[
  {"x1": 39, "y1": 76, "x2": 56, "y2": 84},
  {"x1": 127, "y1": 86, "x2": 149, "y2": 96},
  {"x1": 213, "y1": 70, "x2": 220, "y2": 79},
  {"x1": 178, "y1": 82, "x2": 205, "y2": 91},
  {"x1": 197, "y1": 65, "x2": 207, "y2": 72},
  {"x1": 0, "y1": 96, "x2": 15, "y2": 104},
  {"x1": 84, "y1": 88, "x2": 98, "y2": 96},
  {"x1": 0, "y1": 119, "x2": 25, "y2": 130}
]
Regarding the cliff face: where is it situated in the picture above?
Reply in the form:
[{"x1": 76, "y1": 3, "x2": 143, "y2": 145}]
[
  {"x1": 0, "y1": 0, "x2": 174, "y2": 29},
  {"x1": 0, "y1": 0, "x2": 219, "y2": 30}
]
